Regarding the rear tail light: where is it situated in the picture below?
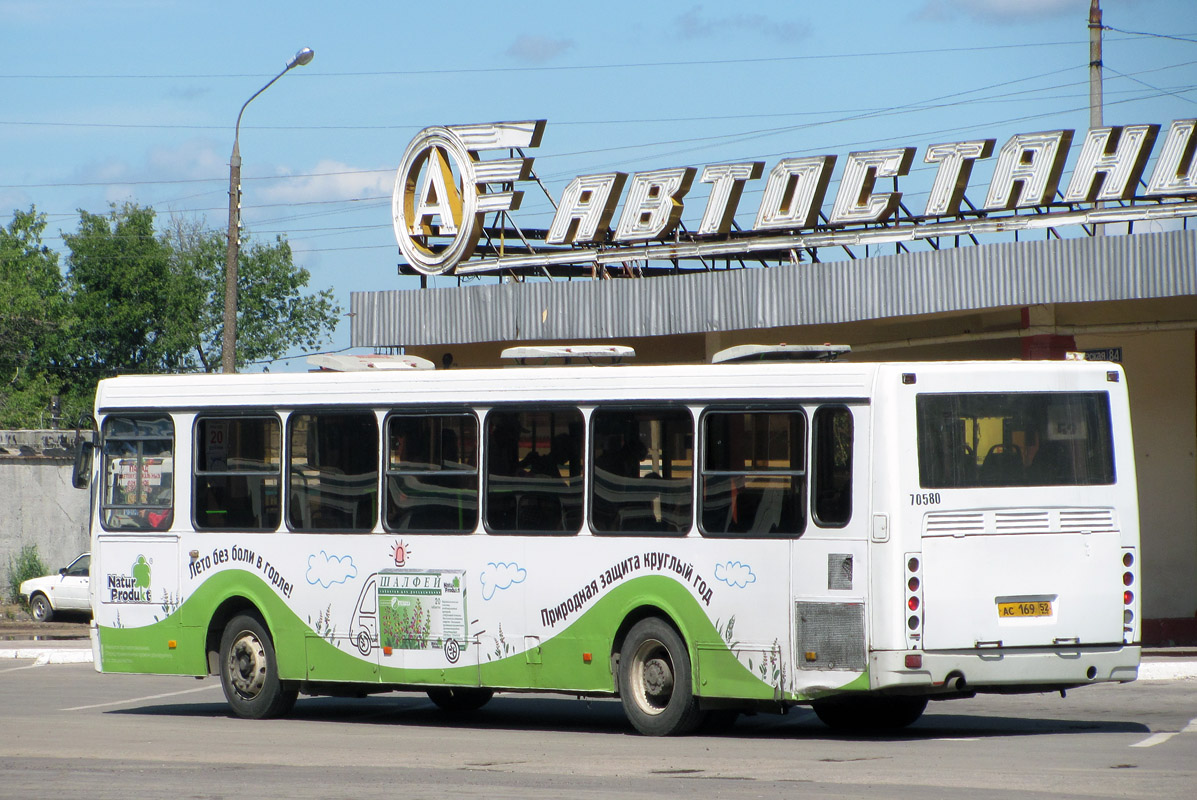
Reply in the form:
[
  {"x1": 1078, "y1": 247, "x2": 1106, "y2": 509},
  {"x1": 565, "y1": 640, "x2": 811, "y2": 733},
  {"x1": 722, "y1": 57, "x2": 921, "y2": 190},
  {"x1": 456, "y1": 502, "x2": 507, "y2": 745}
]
[
  {"x1": 1121, "y1": 549, "x2": 1137, "y2": 644},
  {"x1": 905, "y1": 553, "x2": 923, "y2": 647}
]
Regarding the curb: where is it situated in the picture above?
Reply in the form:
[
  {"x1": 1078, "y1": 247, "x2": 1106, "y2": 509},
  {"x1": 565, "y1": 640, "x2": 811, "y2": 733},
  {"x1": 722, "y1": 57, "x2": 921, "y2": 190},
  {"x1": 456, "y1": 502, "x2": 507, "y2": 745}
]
[
  {"x1": 0, "y1": 647, "x2": 93, "y2": 665},
  {"x1": 1138, "y1": 660, "x2": 1197, "y2": 681}
]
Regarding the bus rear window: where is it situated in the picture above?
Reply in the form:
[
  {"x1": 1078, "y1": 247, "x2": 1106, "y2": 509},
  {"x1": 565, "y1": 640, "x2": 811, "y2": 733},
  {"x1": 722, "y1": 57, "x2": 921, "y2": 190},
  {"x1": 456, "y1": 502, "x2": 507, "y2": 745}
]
[{"x1": 916, "y1": 392, "x2": 1115, "y2": 488}]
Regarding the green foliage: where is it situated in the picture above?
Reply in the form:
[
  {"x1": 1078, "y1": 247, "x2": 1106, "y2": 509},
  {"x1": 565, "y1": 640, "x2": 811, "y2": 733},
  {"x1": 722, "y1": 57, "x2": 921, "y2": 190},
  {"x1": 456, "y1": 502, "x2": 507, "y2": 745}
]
[
  {"x1": 159, "y1": 217, "x2": 341, "y2": 372},
  {"x1": 0, "y1": 208, "x2": 80, "y2": 428},
  {"x1": 0, "y1": 203, "x2": 341, "y2": 428},
  {"x1": 63, "y1": 203, "x2": 175, "y2": 376},
  {"x1": 6, "y1": 544, "x2": 47, "y2": 605}
]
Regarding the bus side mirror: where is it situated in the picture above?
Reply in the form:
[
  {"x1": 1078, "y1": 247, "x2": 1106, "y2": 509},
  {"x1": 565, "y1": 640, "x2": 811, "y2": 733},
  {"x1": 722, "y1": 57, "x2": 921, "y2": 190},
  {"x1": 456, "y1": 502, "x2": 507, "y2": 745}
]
[{"x1": 72, "y1": 431, "x2": 96, "y2": 489}]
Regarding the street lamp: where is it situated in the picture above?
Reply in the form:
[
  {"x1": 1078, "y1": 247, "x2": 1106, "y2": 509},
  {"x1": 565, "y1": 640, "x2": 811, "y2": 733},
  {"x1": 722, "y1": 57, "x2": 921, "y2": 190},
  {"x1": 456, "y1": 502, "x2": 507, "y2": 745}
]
[{"x1": 222, "y1": 47, "x2": 315, "y2": 373}]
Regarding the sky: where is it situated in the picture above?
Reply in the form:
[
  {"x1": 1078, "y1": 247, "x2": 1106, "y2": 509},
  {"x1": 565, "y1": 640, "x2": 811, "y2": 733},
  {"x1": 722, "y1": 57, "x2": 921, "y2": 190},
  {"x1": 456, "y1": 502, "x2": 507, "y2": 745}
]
[{"x1": 2, "y1": 0, "x2": 1195, "y2": 370}]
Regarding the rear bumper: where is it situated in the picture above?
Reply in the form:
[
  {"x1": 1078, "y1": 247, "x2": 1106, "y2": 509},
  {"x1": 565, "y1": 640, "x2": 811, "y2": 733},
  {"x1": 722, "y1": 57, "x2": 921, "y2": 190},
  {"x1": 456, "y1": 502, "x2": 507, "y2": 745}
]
[{"x1": 871, "y1": 645, "x2": 1141, "y2": 693}]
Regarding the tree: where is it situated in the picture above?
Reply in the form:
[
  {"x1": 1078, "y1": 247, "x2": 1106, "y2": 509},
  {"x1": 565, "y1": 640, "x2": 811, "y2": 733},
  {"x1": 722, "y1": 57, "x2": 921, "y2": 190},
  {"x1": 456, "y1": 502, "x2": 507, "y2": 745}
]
[
  {"x1": 62, "y1": 203, "x2": 339, "y2": 375},
  {"x1": 160, "y1": 216, "x2": 340, "y2": 372},
  {"x1": 0, "y1": 203, "x2": 340, "y2": 428},
  {"x1": 62, "y1": 203, "x2": 175, "y2": 377},
  {"x1": 0, "y1": 208, "x2": 78, "y2": 428}
]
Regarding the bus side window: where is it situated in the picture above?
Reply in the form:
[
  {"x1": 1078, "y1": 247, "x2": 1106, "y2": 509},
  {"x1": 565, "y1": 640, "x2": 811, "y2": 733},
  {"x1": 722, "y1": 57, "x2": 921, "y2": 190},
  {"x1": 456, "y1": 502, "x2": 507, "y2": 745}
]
[
  {"x1": 590, "y1": 407, "x2": 693, "y2": 536},
  {"x1": 194, "y1": 416, "x2": 281, "y2": 531},
  {"x1": 812, "y1": 406, "x2": 853, "y2": 527},
  {"x1": 700, "y1": 410, "x2": 806, "y2": 538},
  {"x1": 100, "y1": 416, "x2": 175, "y2": 531},
  {"x1": 385, "y1": 413, "x2": 479, "y2": 533},
  {"x1": 287, "y1": 412, "x2": 379, "y2": 532},
  {"x1": 485, "y1": 408, "x2": 584, "y2": 534}
]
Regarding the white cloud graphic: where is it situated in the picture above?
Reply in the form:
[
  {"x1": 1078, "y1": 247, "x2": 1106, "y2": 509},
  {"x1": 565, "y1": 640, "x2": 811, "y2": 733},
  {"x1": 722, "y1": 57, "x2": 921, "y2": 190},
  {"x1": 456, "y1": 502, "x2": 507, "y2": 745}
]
[
  {"x1": 714, "y1": 561, "x2": 757, "y2": 589},
  {"x1": 480, "y1": 561, "x2": 527, "y2": 600},
  {"x1": 305, "y1": 551, "x2": 358, "y2": 588}
]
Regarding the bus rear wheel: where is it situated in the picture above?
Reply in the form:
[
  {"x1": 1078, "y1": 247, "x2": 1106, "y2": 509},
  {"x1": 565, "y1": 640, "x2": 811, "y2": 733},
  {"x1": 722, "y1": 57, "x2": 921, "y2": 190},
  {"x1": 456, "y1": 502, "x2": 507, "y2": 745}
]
[
  {"x1": 427, "y1": 687, "x2": 494, "y2": 712},
  {"x1": 219, "y1": 614, "x2": 298, "y2": 719},
  {"x1": 618, "y1": 617, "x2": 705, "y2": 736},
  {"x1": 811, "y1": 695, "x2": 927, "y2": 733}
]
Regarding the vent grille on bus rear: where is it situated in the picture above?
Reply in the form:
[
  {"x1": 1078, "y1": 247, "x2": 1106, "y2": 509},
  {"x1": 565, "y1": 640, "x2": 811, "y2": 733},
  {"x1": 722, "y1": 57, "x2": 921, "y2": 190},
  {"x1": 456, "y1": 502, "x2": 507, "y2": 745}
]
[
  {"x1": 925, "y1": 512, "x2": 985, "y2": 533},
  {"x1": 995, "y1": 511, "x2": 1050, "y2": 531},
  {"x1": 795, "y1": 602, "x2": 866, "y2": 672},
  {"x1": 924, "y1": 508, "x2": 1118, "y2": 536},
  {"x1": 1058, "y1": 508, "x2": 1116, "y2": 532}
]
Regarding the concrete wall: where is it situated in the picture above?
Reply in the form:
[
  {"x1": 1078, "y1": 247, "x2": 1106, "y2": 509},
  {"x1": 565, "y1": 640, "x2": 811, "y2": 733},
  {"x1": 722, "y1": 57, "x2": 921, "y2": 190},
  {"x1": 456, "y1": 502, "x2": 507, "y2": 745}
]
[{"x1": 0, "y1": 431, "x2": 91, "y2": 595}]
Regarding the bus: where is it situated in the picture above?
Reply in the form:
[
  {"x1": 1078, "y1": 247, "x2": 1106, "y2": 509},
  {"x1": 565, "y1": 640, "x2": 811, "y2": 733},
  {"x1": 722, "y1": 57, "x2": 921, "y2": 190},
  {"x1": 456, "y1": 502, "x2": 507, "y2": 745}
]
[{"x1": 77, "y1": 352, "x2": 1141, "y2": 735}]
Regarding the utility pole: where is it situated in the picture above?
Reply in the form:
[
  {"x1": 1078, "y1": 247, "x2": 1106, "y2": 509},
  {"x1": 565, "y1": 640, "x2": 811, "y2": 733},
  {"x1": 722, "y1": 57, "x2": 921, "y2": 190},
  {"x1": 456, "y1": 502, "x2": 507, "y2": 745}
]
[
  {"x1": 1089, "y1": 0, "x2": 1103, "y2": 130},
  {"x1": 1089, "y1": 0, "x2": 1105, "y2": 236}
]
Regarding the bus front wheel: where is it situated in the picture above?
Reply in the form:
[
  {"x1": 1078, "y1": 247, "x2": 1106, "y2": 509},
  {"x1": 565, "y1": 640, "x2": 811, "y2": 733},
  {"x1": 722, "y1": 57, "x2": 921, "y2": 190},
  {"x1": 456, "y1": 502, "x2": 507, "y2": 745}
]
[
  {"x1": 219, "y1": 614, "x2": 298, "y2": 719},
  {"x1": 618, "y1": 617, "x2": 705, "y2": 736}
]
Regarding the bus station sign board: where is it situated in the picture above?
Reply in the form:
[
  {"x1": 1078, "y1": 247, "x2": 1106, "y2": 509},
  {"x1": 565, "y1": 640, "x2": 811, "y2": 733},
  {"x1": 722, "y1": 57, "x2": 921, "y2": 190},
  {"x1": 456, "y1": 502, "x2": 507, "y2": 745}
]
[{"x1": 393, "y1": 119, "x2": 1197, "y2": 277}]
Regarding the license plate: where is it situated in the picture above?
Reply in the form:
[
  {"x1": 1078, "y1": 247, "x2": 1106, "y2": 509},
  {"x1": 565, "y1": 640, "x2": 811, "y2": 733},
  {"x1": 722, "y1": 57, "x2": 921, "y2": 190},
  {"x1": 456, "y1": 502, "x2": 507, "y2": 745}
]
[{"x1": 998, "y1": 600, "x2": 1053, "y2": 618}]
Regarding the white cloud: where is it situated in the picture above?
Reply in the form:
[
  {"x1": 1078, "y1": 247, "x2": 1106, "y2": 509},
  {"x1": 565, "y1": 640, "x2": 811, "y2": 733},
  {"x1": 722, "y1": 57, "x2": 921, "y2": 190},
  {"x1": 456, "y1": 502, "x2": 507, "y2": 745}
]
[
  {"x1": 676, "y1": 5, "x2": 811, "y2": 43},
  {"x1": 306, "y1": 550, "x2": 358, "y2": 588},
  {"x1": 916, "y1": 0, "x2": 1086, "y2": 23},
  {"x1": 481, "y1": 561, "x2": 527, "y2": 600},
  {"x1": 506, "y1": 34, "x2": 574, "y2": 64},
  {"x1": 257, "y1": 159, "x2": 392, "y2": 206}
]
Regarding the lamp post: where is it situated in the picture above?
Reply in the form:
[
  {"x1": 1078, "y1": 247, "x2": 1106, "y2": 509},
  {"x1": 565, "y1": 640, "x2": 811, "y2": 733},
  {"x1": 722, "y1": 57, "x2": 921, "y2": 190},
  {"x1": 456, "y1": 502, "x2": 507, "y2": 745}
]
[{"x1": 222, "y1": 47, "x2": 315, "y2": 374}]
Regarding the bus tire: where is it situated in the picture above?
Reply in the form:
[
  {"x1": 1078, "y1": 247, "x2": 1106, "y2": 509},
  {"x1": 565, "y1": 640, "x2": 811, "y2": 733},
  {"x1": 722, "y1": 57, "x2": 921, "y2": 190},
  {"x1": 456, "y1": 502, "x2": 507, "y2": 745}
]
[
  {"x1": 618, "y1": 617, "x2": 705, "y2": 736},
  {"x1": 29, "y1": 593, "x2": 54, "y2": 623},
  {"x1": 219, "y1": 614, "x2": 298, "y2": 719},
  {"x1": 811, "y1": 695, "x2": 927, "y2": 733},
  {"x1": 427, "y1": 687, "x2": 494, "y2": 712}
]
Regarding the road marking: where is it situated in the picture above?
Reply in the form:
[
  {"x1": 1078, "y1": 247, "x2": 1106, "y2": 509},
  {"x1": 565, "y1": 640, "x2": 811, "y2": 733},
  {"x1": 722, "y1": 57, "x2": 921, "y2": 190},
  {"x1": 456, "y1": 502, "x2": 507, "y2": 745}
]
[
  {"x1": 62, "y1": 682, "x2": 221, "y2": 711},
  {"x1": 1131, "y1": 732, "x2": 1177, "y2": 748},
  {"x1": 1131, "y1": 717, "x2": 1197, "y2": 748},
  {"x1": 0, "y1": 663, "x2": 43, "y2": 674}
]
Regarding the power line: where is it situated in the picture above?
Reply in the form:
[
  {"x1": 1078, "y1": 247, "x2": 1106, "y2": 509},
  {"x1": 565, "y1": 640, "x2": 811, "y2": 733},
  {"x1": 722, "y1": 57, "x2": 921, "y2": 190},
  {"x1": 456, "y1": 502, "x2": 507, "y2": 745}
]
[
  {"x1": 0, "y1": 40, "x2": 1098, "y2": 80},
  {"x1": 1104, "y1": 25, "x2": 1197, "y2": 45}
]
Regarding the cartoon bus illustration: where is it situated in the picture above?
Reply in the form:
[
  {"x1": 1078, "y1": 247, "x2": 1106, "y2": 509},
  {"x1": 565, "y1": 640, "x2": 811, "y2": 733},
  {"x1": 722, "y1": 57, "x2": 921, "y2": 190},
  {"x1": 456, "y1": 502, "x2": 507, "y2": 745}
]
[{"x1": 350, "y1": 568, "x2": 468, "y2": 663}]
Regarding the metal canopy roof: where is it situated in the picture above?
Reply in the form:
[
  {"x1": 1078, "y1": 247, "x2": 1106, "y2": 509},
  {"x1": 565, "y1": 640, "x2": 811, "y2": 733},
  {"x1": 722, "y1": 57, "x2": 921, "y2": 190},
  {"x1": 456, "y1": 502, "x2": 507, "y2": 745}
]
[{"x1": 351, "y1": 228, "x2": 1197, "y2": 348}]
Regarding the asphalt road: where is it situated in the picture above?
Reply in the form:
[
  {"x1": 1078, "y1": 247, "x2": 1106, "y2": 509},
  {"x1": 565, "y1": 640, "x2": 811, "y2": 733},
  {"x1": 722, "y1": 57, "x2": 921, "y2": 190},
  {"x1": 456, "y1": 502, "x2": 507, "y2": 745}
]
[{"x1": 0, "y1": 660, "x2": 1194, "y2": 800}]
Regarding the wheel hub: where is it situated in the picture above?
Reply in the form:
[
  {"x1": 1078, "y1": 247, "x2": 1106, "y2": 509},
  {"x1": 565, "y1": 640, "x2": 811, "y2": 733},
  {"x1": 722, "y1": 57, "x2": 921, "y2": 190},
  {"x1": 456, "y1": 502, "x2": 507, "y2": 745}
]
[
  {"x1": 227, "y1": 634, "x2": 267, "y2": 698},
  {"x1": 643, "y1": 657, "x2": 673, "y2": 697}
]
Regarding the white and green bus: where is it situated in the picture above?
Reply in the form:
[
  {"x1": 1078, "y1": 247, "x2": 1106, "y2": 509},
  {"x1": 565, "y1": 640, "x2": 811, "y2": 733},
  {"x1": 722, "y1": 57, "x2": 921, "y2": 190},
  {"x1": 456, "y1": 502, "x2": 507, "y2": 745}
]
[{"x1": 78, "y1": 351, "x2": 1141, "y2": 735}]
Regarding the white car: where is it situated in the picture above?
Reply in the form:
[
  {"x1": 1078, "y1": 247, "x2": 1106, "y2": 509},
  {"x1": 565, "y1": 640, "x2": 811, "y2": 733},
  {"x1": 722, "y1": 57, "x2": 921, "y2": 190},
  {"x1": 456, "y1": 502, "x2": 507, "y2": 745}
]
[{"x1": 19, "y1": 553, "x2": 91, "y2": 622}]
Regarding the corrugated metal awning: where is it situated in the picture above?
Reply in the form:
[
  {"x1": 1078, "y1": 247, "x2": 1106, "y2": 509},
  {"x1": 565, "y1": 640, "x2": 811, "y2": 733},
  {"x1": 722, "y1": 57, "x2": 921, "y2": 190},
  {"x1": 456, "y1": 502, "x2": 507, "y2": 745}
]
[{"x1": 351, "y1": 228, "x2": 1197, "y2": 347}]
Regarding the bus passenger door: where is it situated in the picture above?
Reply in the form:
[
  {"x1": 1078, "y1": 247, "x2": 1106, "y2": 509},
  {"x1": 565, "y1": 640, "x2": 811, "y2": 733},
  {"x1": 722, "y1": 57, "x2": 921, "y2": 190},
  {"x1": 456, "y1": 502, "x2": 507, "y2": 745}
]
[{"x1": 791, "y1": 405, "x2": 871, "y2": 694}]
